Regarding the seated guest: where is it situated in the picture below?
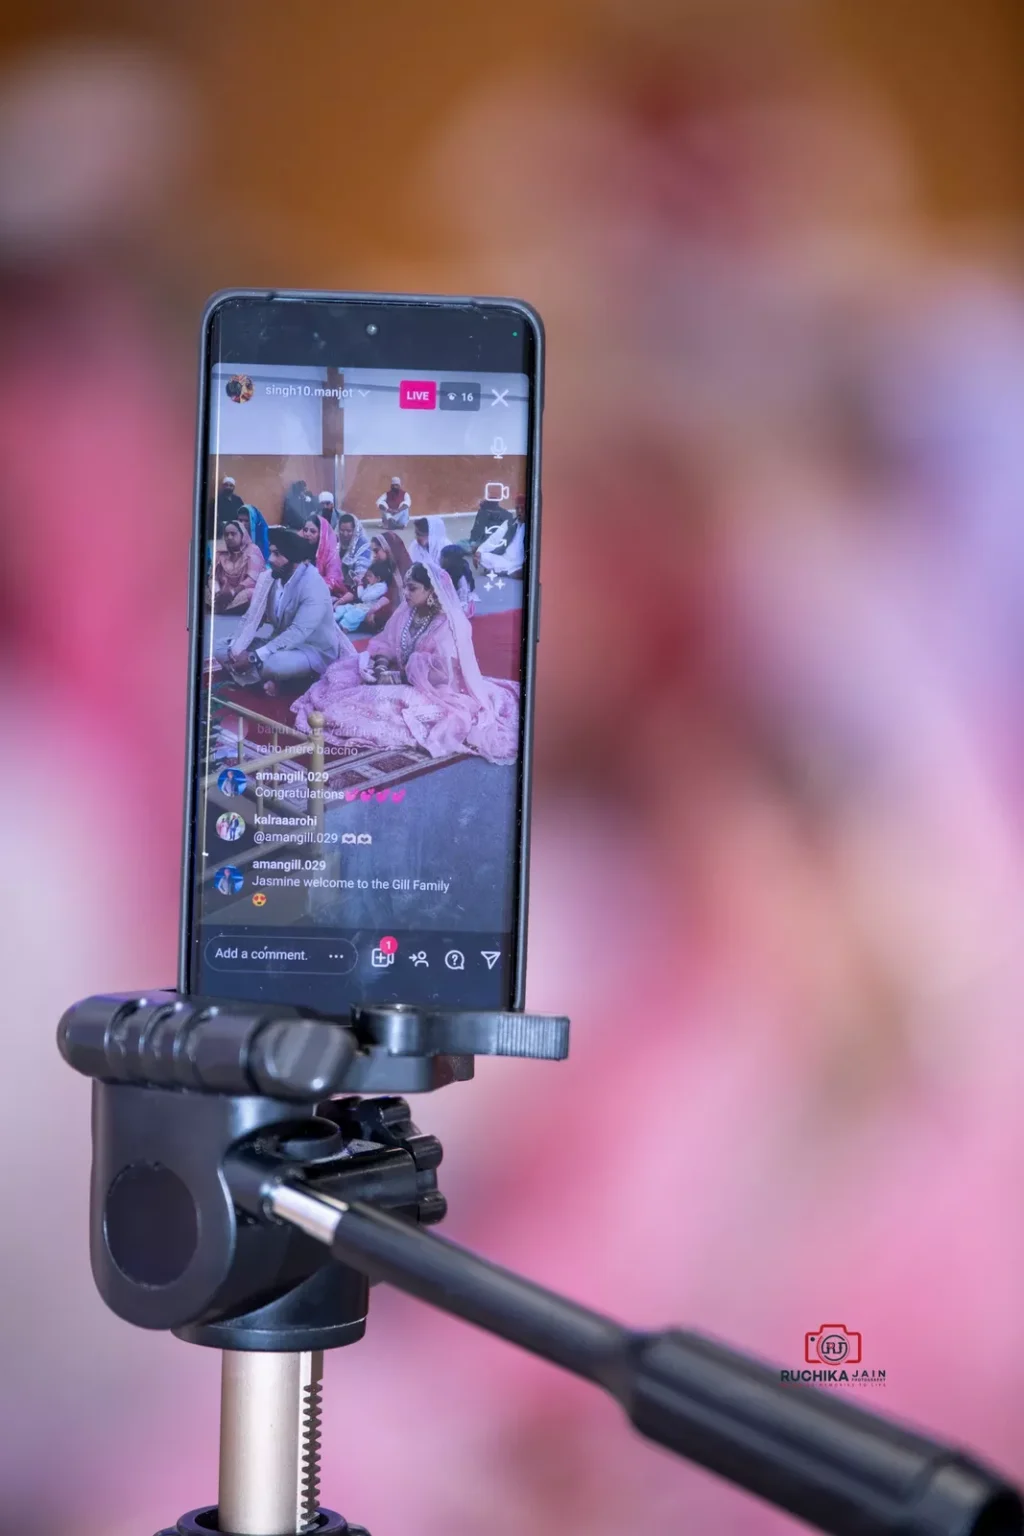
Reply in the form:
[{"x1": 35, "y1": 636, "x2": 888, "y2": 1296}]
[
  {"x1": 318, "y1": 490, "x2": 339, "y2": 528},
  {"x1": 293, "y1": 563, "x2": 519, "y2": 764},
  {"x1": 335, "y1": 512, "x2": 373, "y2": 592},
  {"x1": 475, "y1": 494, "x2": 526, "y2": 576},
  {"x1": 216, "y1": 525, "x2": 341, "y2": 696},
  {"x1": 300, "y1": 513, "x2": 347, "y2": 598},
  {"x1": 214, "y1": 519, "x2": 266, "y2": 612},
  {"x1": 376, "y1": 476, "x2": 411, "y2": 528},
  {"x1": 217, "y1": 475, "x2": 245, "y2": 529},
  {"x1": 466, "y1": 492, "x2": 508, "y2": 551},
  {"x1": 362, "y1": 531, "x2": 411, "y2": 633},
  {"x1": 337, "y1": 560, "x2": 392, "y2": 634},
  {"x1": 282, "y1": 478, "x2": 316, "y2": 530},
  {"x1": 412, "y1": 515, "x2": 447, "y2": 565},
  {"x1": 440, "y1": 544, "x2": 476, "y2": 617},
  {"x1": 234, "y1": 502, "x2": 271, "y2": 561}
]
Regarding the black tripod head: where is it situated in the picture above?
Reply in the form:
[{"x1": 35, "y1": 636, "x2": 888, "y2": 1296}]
[
  {"x1": 59, "y1": 988, "x2": 1024, "y2": 1536},
  {"x1": 59, "y1": 989, "x2": 567, "y2": 1347}
]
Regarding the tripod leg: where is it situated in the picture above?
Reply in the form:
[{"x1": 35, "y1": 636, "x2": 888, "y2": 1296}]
[{"x1": 219, "y1": 1350, "x2": 323, "y2": 1536}]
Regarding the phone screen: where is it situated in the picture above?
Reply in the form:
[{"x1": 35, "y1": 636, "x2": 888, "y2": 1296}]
[{"x1": 182, "y1": 294, "x2": 541, "y2": 1013}]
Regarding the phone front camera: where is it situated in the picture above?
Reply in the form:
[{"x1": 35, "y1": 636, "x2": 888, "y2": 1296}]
[{"x1": 365, "y1": 322, "x2": 379, "y2": 336}]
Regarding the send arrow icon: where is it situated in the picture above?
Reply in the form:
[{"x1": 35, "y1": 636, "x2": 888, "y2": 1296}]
[{"x1": 480, "y1": 950, "x2": 501, "y2": 970}]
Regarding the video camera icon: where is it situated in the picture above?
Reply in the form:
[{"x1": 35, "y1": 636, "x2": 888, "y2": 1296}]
[{"x1": 371, "y1": 948, "x2": 395, "y2": 969}]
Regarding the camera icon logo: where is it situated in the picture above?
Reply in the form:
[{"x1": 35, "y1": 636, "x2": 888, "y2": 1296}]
[{"x1": 805, "y1": 1324, "x2": 861, "y2": 1366}]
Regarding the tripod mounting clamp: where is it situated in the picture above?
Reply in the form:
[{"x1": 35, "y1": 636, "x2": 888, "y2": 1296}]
[{"x1": 59, "y1": 989, "x2": 570, "y2": 1098}]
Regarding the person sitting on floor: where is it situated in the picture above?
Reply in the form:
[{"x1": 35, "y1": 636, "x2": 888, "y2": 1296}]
[
  {"x1": 317, "y1": 490, "x2": 339, "y2": 528},
  {"x1": 376, "y1": 476, "x2": 411, "y2": 529},
  {"x1": 233, "y1": 502, "x2": 270, "y2": 561},
  {"x1": 213, "y1": 518, "x2": 266, "y2": 612},
  {"x1": 440, "y1": 543, "x2": 476, "y2": 617},
  {"x1": 282, "y1": 478, "x2": 316, "y2": 530},
  {"x1": 412, "y1": 515, "x2": 448, "y2": 565},
  {"x1": 475, "y1": 494, "x2": 526, "y2": 576},
  {"x1": 300, "y1": 512, "x2": 347, "y2": 598},
  {"x1": 217, "y1": 475, "x2": 245, "y2": 530},
  {"x1": 367, "y1": 531, "x2": 411, "y2": 629},
  {"x1": 336, "y1": 557, "x2": 393, "y2": 634},
  {"x1": 293, "y1": 562, "x2": 519, "y2": 763},
  {"x1": 466, "y1": 492, "x2": 508, "y2": 551},
  {"x1": 215, "y1": 525, "x2": 341, "y2": 696},
  {"x1": 335, "y1": 511, "x2": 373, "y2": 592}
]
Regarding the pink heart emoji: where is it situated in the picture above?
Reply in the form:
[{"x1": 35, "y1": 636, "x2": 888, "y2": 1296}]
[
  {"x1": 360, "y1": 790, "x2": 373, "y2": 801},
  {"x1": 391, "y1": 789, "x2": 406, "y2": 802},
  {"x1": 376, "y1": 790, "x2": 388, "y2": 802},
  {"x1": 345, "y1": 790, "x2": 359, "y2": 802}
]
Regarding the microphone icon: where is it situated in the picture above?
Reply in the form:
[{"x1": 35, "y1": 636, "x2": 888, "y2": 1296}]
[{"x1": 489, "y1": 436, "x2": 507, "y2": 460}]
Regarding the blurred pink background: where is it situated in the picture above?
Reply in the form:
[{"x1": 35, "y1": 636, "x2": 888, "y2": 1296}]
[{"x1": 4, "y1": 3, "x2": 1024, "y2": 1533}]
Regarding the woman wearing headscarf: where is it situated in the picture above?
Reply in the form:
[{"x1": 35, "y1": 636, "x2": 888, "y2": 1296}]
[
  {"x1": 238, "y1": 503, "x2": 271, "y2": 562},
  {"x1": 366, "y1": 530, "x2": 411, "y2": 631},
  {"x1": 292, "y1": 561, "x2": 518, "y2": 763},
  {"x1": 338, "y1": 531, "x2": 412, "y2": 634},
  {"x1": 300, "y1": 513, "x2": 347, "y2": 598},
  {"x1": 336, "y1": 561, "x2": 391, "y2": 634},
  {"x1": 335, "y1": 511, "x2": 374, "y2": 595},
  {"x1": 213, "y1": 518, "x2": 266, "y2": 612},
  {"x1": 440, "y1": 543, "x2": 476, "y2": 617},
  {"x1": 411, "y1": 515, "x2": 448, "y2": 565}
]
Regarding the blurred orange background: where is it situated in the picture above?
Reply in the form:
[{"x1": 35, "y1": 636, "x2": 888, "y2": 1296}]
[{"x1": 4, "y1": 3, "x2": 1024, "y2": 1534}]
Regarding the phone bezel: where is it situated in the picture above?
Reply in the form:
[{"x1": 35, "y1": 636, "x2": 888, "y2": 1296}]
[{"x1": 179, "y1": 288, "x2": 544, "y2": 1013}]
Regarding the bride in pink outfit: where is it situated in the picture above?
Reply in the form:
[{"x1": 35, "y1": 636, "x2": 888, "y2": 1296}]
[{"x1": 292, "y1": 561, "x2": 520, "y2": 764}]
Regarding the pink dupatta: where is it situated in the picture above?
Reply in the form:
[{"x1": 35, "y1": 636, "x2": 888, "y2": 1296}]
[
  {"x1": 314, "y1": 514, "x2": 347, "y2": 597},
  {"x1": 291, "y1": 564, "x2": 519, "y2": 763}
]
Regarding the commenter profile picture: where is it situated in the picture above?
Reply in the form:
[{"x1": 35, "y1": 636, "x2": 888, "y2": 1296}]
[
  {"x1": 214, "y1": 865, "x2": 244, "y2": 895},
  {"x1": 218, "y1": 767, "x2": 248, "y2": 796},
  {"x1": 226, "y1": 374, "x2": 254, "y2": 403},
  {"x1": 216, "y1": 810, "x2": 246, "y2": 842}
]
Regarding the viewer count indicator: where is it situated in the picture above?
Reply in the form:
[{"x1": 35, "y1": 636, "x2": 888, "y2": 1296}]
[{"x1": 439, "y1": 381, "x2": 481, "y2": 411}]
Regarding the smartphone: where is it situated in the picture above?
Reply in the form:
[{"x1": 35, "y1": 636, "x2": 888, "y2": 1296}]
[{"x1": 180, "y1": 290, "x2": 542, "y2": 1014}]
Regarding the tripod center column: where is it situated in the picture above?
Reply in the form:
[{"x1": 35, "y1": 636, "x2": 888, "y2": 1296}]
[{"x1": 219, "y1": 1349, "x2": 323, "y2": 1535}]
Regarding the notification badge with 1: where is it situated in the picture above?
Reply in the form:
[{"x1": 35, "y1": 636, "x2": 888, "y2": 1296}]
[{"x1": 371, "y1": 936, "x2": 398, "y2": 968}]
